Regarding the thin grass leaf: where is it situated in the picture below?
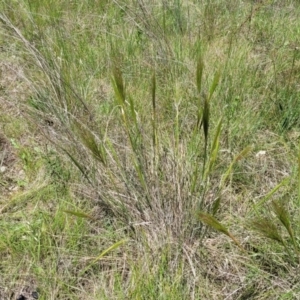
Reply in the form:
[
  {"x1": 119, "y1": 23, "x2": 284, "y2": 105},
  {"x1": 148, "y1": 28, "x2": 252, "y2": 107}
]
[
  {"x1": 220, "y1": 146, "x2": 252, "y2": 189},
  {"x1": 196, "y1": 56, "x2": 204, "y2": 128},
  {"x1": 63, "y1": 210, "x2": 96, "y2": 220},
  {"x1": 196, "y1": 56, "x2": 204, "y2": 94},
  {"x1": 202, "y1": 96, "x2": 210, "y2": 143},
  {"x1": 112, "y1": 66, "x2": 125, "y2": 104},
  {"x1": 205, "y1": 117, "x2": 222, "y2": 177},
  {"x1": 253, "y1": 176, "x2": 290, "y2": 209},
  {"x1": 77, "y1": 239, "x2": 127, "y2": 280},
  {"x1": 201, "y1": 96, "x2": 210, "y2": 177},
  {"x1": 212, "y1": 196, "x2": 221, "y2": 215},
  {"x1": 133, "y1": 160, "x2": 153, "y2": 210},
  {"x1": 191, "y1": 161, "x2": 200, "y2": 194},
  {"x1": 151, "y1": 71, "x2": 157, "y2": 163},
  {"x1": 152, "y1": 71, "x2": 156, "y2": 112},
  {"x1": 234, "y1": 146, "x2": 252, "y2": 161},
  {"x1": 208, "y1": 70, "x2": 220, "y2": 101},
  {"x1": 298, "y1": 148, "x2": 300, "y2": 207},
  {"x1": 128, "y1": 95, "x2": 138, "y2": 125},
  {"x1": 210, "y1": 117, "x2": 223, "y2": 158},
  {"x1": 196, "y1": 107, "x2": 203, "y2": 130},
  {"x1": 92, "y1": 239, "x2": 127, "y2": 263},
  {"x1": 61, "y1": 147, "x2": 92, "y2": 185}
]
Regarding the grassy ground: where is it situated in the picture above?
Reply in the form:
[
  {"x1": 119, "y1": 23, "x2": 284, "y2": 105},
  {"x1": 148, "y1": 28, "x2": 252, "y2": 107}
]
[{"x1": 1, "y1": 0, "x2": 300, "y2": 299}]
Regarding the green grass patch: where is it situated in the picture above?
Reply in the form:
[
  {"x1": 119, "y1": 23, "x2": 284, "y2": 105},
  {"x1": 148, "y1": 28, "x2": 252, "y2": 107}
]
[{"x1": 1, "y1": 0, "x2": 300, "y2": 298}]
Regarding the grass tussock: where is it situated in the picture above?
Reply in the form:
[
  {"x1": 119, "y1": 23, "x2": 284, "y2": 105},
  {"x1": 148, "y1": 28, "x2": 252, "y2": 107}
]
[{"x1": 1, "y1": 0, "x2": 300, "y2": 299}]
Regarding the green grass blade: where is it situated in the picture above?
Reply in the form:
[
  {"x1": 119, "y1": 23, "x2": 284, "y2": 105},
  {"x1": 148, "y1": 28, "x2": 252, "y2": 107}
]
[
  {"x1": 152, "y1": 71, "x2": 157, "y2": 164},
  {"x1": 205, "y1": 117, "x2": 222, "y2": 178},
  {"x1": 92, "y1": 239, "x2": 128, "y2": 263},
  {"x1": 77, "y1": 239, "x2": 128, "y2": 280},
  {"x1": 212, "y1": 196, "x2": 221, "y2": 215},
  {"x1": 252, "y1": 176, "x2": 290, "y2": 210},
  {"x1": 208, "y1": 70, "x2": 220, "y2": 102},
  {"x1": 61, "y1": 147, "x2": 92, "y2": 185},
  {"x1": 201, "y1": 95, "x2": 210, "y2": 177},
  {"x1": 128, "y1": 95, "x2": 138, "y2": 125},
  {"x1": 220, "y1": 146, "x2": 252, "y2": 189},
  {"x1": 202, "y1": 96, "x2": 209, "y2": 143},
  {"x1": 63, "y1": 209, "x2": 96, "y2": 220},
  {"x1": 196, "y1": 56, "x2": 204, "y2": 95},
  {"x1": 112, "y1": 65, "x2": 125, "y2": 105},
  {"x1": 298, "y1": 148, "x2": 300, "y2": 207},
  {"x1": 196, "y1": 56, "x2": 204, "y2": 129}
]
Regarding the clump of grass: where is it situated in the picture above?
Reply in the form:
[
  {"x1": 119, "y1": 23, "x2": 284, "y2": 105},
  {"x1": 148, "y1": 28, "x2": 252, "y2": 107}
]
[
  {"x1": 2, "y1": 0, "x2": 300, "y2": 298},
  {"x1": 0, "y1": 4, "x2": 228, "y2": 295}
]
